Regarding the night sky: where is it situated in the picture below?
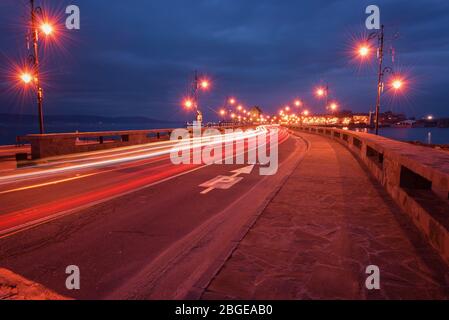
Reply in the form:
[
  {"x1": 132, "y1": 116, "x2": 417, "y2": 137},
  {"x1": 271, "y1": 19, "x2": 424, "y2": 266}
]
[{"x1": 1, "y1": 0, "x2": 449, "y2": 122}]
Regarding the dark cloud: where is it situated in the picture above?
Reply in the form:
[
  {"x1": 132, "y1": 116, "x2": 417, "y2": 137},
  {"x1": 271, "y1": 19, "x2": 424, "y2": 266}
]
[{"x1": 1, "y1": 0, "x2": 449, "y2": 121}]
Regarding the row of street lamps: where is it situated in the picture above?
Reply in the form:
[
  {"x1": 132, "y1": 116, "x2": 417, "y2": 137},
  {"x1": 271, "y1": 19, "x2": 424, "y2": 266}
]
[
  {"x1": 277, "y1": 26, "x2": 405, "y2": 133},
  {"x1": 14, "y1": 3, "x2": 406, "y2": 135},
  {"x1": 182, "y1": 76, "x2": 264, "y2": 124},
  {"x1": 219, "y1": 98, "x2": 255, "y2": 123},
  {"x1": 314, "y1": 84, "x2": 339, "y2": 112},
  {"x1": 276, "y1": 88, "x2": 333, "y2": 122}
]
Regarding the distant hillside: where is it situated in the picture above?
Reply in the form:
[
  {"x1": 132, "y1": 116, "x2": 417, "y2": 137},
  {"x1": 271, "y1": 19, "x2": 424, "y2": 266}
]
[{"x1": 0, "y1": 113, "x2": 179, "y2": 125}]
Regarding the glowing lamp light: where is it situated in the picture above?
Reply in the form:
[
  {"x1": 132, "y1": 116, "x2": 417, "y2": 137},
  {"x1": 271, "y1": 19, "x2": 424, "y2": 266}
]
[
  {"x1": 184, "y1": 99, "x2": 194, "y2": 109},
  {"x1": 316, "y1": 88, "x2": 325, "y2": 97},
  {"x1": 200, "y1": 79, "x2": 210, "y2": 90},
  {"x1": 229, "y1": 98, "x2": 236, "y2": 105},
  {"x1": 285, "y1": 106, "x2": 290, "y2": 112},
  {"x1": 41, "y1": 23, "x2": 54, "y2": 36},
  {"x1": 219, "y1": 109, "x2": 226, "y2": 116},
  {"x1": 295, "y1": 100, "x2": 302, "y2": 107},
  {"x1": 330, "y1": 102, "x2": 338, "y2": 111},
  {"x1": 237, "y1": 105, "x2": 243, "y2": 111},
  {"x1": 20, "y1": 72, "x2": 33, "y2": 84},
  {"x1": 303, "y1": 110, "x2": 310, "y2": 116},
  {"x1": 392, "y1": 79, "x2": 403, "y2": 90},
  {"x1": 358, "y1": 45, "x2": 370, "y2": 57}
]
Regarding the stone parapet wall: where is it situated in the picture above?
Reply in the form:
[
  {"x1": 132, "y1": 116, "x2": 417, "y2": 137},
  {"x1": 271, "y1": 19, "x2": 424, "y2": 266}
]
[{"x1": 288, "y1": 125, "x2": 449, "y2": 265}]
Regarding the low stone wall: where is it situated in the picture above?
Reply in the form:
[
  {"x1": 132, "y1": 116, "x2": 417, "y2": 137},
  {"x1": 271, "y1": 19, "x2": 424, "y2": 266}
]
[
  {"x1": 21, "y1": 129, "x2": 173, "y2": 159},
  {"x1": 288, "y1": 125, "x2": 449, "y2": 264},
  {"x1": 18, "y1": 126, "x2": 248, "y2": 160}
]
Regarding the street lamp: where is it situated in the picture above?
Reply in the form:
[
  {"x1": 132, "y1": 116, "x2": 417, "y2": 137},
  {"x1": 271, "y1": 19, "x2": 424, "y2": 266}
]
[
  {"x1": 357, "y1": 45, "x2": 371, "y2": 58},
  {"x1": 316, "y1": 88, "x2": 325, "y2": 97},
  {"x1": 183, "y1": 99, "x2": 194, "y2": 109},
  {"x1": 20, "y1": 0, "x2": 56, "y2": 134},
  {"x1": 20, "y1": 72, "x2": 33, "y2": 84},
  {"x1": 183, "y1": 71, "x2": 210, "y2": 125},
  {"x1": 358, "y1": 25, "x2": 403, "y2": 135},
  {"x1": 391, "y1": 78, "x2": 403, "y2": 90},
  {"x1": 315, "y1": 84, "x2": 329, "y2": 111},
  {"x1": 40, "y1": 22, "x2": 54, "y2": 36},
  {"x1": 329, "y1": 102, "x2": 338, "y2": 112},
  {"x1": 200, "y1": 80, "x2": 210, "y2": 90}
]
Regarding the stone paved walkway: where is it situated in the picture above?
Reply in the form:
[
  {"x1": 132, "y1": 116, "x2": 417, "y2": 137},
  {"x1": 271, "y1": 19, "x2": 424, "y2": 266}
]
[{"x1": 202, "y1": 133, "x2": 449, "y2": 300}]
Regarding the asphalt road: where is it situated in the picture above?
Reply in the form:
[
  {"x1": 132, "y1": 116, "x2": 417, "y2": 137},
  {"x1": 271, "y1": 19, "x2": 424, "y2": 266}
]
[{"x1": 0, "y1": 126, "x2": 307, "y2": 299}]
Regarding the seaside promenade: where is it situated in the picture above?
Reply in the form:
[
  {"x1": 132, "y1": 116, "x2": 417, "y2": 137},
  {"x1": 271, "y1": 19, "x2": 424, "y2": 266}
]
[{"x1": 1, "y1": 126, "x2": 449, "y2": 300}]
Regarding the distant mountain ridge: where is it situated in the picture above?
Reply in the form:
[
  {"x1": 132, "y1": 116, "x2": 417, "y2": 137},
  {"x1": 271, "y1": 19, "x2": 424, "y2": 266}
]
[{"x1": 0, "y1": 113, "x2": 179, "y2": 124}]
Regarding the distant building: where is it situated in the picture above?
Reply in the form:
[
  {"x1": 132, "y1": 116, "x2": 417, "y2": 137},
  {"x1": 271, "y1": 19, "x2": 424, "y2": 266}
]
[
  {"x1": 352, "y1": 114, "x2": 370, "y2": 125},
  {"x1": 379, "y1": 111, "x2": 406, "y2": 125},
  {"x1": 299, "y1": 110, "x2": 408, "y2": 128}
]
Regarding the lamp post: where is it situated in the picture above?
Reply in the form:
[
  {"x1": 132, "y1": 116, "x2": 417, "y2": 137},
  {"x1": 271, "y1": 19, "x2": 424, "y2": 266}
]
[
  {"x1": 184, "y1": 71, "x2": 210, "y2": 125},
  {"x1": 20, "y1": 0, "x2": 55, "y2": 134},
  {"x1": 30, "y1": 0, "x2": 44, "y2": 134},
  {"x1": 373, "y1": 25, "x2": 385, "y2": 135},
  {"x1": 219, "y1": 96, "x2": 236, "y2": 124},
  {"x1": 193, "y1": 71, "x2": 202, "y2": 124},
  {"x1": 14, "y1": 1, "x2": 62, "y2": 135},
  {"x1": 358, "y1": 25, "x2": 403, "y2": 135}
]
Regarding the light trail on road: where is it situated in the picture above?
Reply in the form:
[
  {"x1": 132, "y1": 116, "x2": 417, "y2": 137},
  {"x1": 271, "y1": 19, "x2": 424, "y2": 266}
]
[
  {"x1": 0, "y1": 126, "x2": 268, "y2": 185},
  {"x1": 0, "y1": 126, "x2": 289, "y2": 237},
  {"x1": 0, "y1": 126, "x2": 297, "y2": 300}
]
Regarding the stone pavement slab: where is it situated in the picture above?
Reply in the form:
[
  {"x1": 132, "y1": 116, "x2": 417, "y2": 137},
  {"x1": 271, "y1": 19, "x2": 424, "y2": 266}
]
[{"x1": 202, "y1": 133, "x2": 449, "y2": 300}]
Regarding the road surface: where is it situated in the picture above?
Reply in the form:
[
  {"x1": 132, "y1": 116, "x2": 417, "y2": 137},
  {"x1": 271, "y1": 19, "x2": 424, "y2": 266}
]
[{"x1": 0, "y1": 126, "x2": 305, "y2": 299}]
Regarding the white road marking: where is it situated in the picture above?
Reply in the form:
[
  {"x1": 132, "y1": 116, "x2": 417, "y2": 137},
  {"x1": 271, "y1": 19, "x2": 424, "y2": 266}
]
[
  {"x1": 200, "y1": 165, "x2": 254, "y2": 194},
  {"x1": 230, "y1": 165, "x2": 255, "y2": 176}
]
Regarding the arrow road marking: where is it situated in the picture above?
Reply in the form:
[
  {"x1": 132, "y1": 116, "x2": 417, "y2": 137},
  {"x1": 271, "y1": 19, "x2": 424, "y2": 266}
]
[
  {"x1": 200, "y1": 165, "x2": 254, "y2": 195},
  {"x1": 230, "y1": 165, "x2": 255, "y2": 176}
]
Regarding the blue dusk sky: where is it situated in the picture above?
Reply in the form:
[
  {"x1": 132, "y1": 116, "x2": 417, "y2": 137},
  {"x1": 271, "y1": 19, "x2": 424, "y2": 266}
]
[{"x1": 1, "y1": 0, "x2": 448, "y2": 122}]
